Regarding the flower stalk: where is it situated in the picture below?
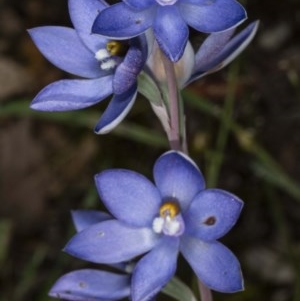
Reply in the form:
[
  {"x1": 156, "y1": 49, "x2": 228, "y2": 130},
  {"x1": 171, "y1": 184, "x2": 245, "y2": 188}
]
[
  {"x1": 161, "y1": 50, "x2": 214, "y2": 301},
  {"x1": 161, "y1": 50, "x2": 182, "y2": 152},
  {"x1": 199, "y1": 280, "x2": 213, "y2": 301}
]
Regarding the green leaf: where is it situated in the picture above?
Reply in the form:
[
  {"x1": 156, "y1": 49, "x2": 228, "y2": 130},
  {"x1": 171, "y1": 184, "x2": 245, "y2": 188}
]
[
  {"x1": 162, "y1": 276, "x2": 198, "y2": 301},
  {"x1": 137, "y1": 71, "x2": 163, "y2": 106},
  {"x1": 0, "y1": 99, "x2": 168, "y2": 148}
]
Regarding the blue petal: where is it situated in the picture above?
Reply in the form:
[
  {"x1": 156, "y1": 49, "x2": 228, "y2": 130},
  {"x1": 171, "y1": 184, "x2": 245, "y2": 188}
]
[
  {"x1": 30, "y1": 77, "x2": 113, "y2": 111},
  {"x1": 71, "y1": 213, "x2": 131, "y2": 272},
  {"x1": 188, "y1": 21, "x2": 259, "y2": 84},
  {"x1": 49, "y1": 269, "x2": 130, "y2": 301},
  {"x1": 94, "y1": 84, "x2": 137, "y2": 134},
  {"x1": 184, "y1": 189, "x2": 243, "y2": 241},
  {"x1": 95, "y1": 169, "x2": 161, "y2": 227},
  {"x1": 153, "y1": 151, "x2": 205, "y2": 212},
  {"x1": 180, "y1": 237, "x2": 243, "y2": 293},
  {"x1": 28, "y1": 26, "x2": 105, "y2": 78},
  {"x1": 68, "y1": 0, "x2": 109, "y2": 53},
  {"x1": 64, "y1": 220, "x2": 159, "y2": 264},
  {"x1": 153, "y1": 6, "x2": 189, "y2": 62},
  {"x1": 194, "y1": 28, "x2": 235, "y2": 72},
  {"x1": 113, "y1": 36, "x2": 148, "y2": 94},
  {"x1": 206, "y1": 20, "x2": 258, "y2": 70},
  {"x1": 132, "y1": 237, "x2": 179, "y2": 301},
  {"x1": 124, "y1": 0, "x2": 155, "y2": 9},
  {"x1": 180, "y1": 0, "x2": 247, "y2": 33},
  {"x1": 71, "y1": 210, "x2": 112, "y2": 232},
  {"x1": 92, "y1": 3, "x2": 155, "y2": 39}
]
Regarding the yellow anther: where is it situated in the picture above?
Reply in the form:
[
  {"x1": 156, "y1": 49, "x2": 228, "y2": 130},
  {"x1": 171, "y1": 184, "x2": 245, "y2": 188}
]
[
  {"x1": 159, "y1": 201, "x2": 180, "y2": 218},
  {"x1": 106, "y1": 41, "x2": 128, "y2": 56}
]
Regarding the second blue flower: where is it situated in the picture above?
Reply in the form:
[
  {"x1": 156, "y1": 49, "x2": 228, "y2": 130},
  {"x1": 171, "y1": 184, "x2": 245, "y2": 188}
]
[{"x1": 65, "y1": 151, "x2": 244, "y2": 301}]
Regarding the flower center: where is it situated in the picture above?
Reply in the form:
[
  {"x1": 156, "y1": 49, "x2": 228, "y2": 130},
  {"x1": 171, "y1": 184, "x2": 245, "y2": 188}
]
[
  {"x1": 156, "y1": 0, "x2": 178, "y2": 5},
  {"x1": 95, "y1": 40, "x2": 129, "y2": 71},
  {"x1": 152, "y1": 200, "x2": 185, "y2": 237}
]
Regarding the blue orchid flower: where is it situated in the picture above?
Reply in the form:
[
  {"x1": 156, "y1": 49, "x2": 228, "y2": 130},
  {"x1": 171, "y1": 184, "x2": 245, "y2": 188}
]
[
  {"x1": 92, "y1": 0, "x2": 247, "y2": 62},
  {"x1": 49, "y1": 210, "x2": 131, "y2": 301},
  {"x1": 146, "y1": 21, "x2": 259, "y2": 88},
  {"x1": 64, "y1": 151, "x2": 244, "y2": 301},
  {"x1": 28, "y1": 0, "x2": 149, "y2": 134}
]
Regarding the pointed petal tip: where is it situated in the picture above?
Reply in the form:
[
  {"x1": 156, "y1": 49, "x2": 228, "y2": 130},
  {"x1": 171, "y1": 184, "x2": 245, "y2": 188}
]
[
  {"x1": 94, "y1": 124, "x2": 111, "y2": 135},
  {"x1": 204, "y1": 277, "x2": 244, "y2": 293},
  {"x1": 94, "y1": 87, "x2": 137, "y2": 134},
  {"x1": 30, "y1": 100, "x2": 48, "y2": 111},
  {"x1": 249, "y1": 19, "x2": 260, "y2": 33},
  {"x1": 27, "y1": 28, "x2": 34, "y2": 35},
  {"x1": 167, "y1": 49, "x2": 185, "y2": 63},
  {"x1": 154, "y1": 7, "x2": 189, "y2": 62}
]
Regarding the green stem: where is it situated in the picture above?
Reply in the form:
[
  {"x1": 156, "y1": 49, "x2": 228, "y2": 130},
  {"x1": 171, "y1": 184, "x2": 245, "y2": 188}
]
[
  {"x1": 207, "y1": 63, "x2": 239, "y2": 187},
  {"x1": 0, "y1": 100, "x2": 167, "y2": 148}
]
